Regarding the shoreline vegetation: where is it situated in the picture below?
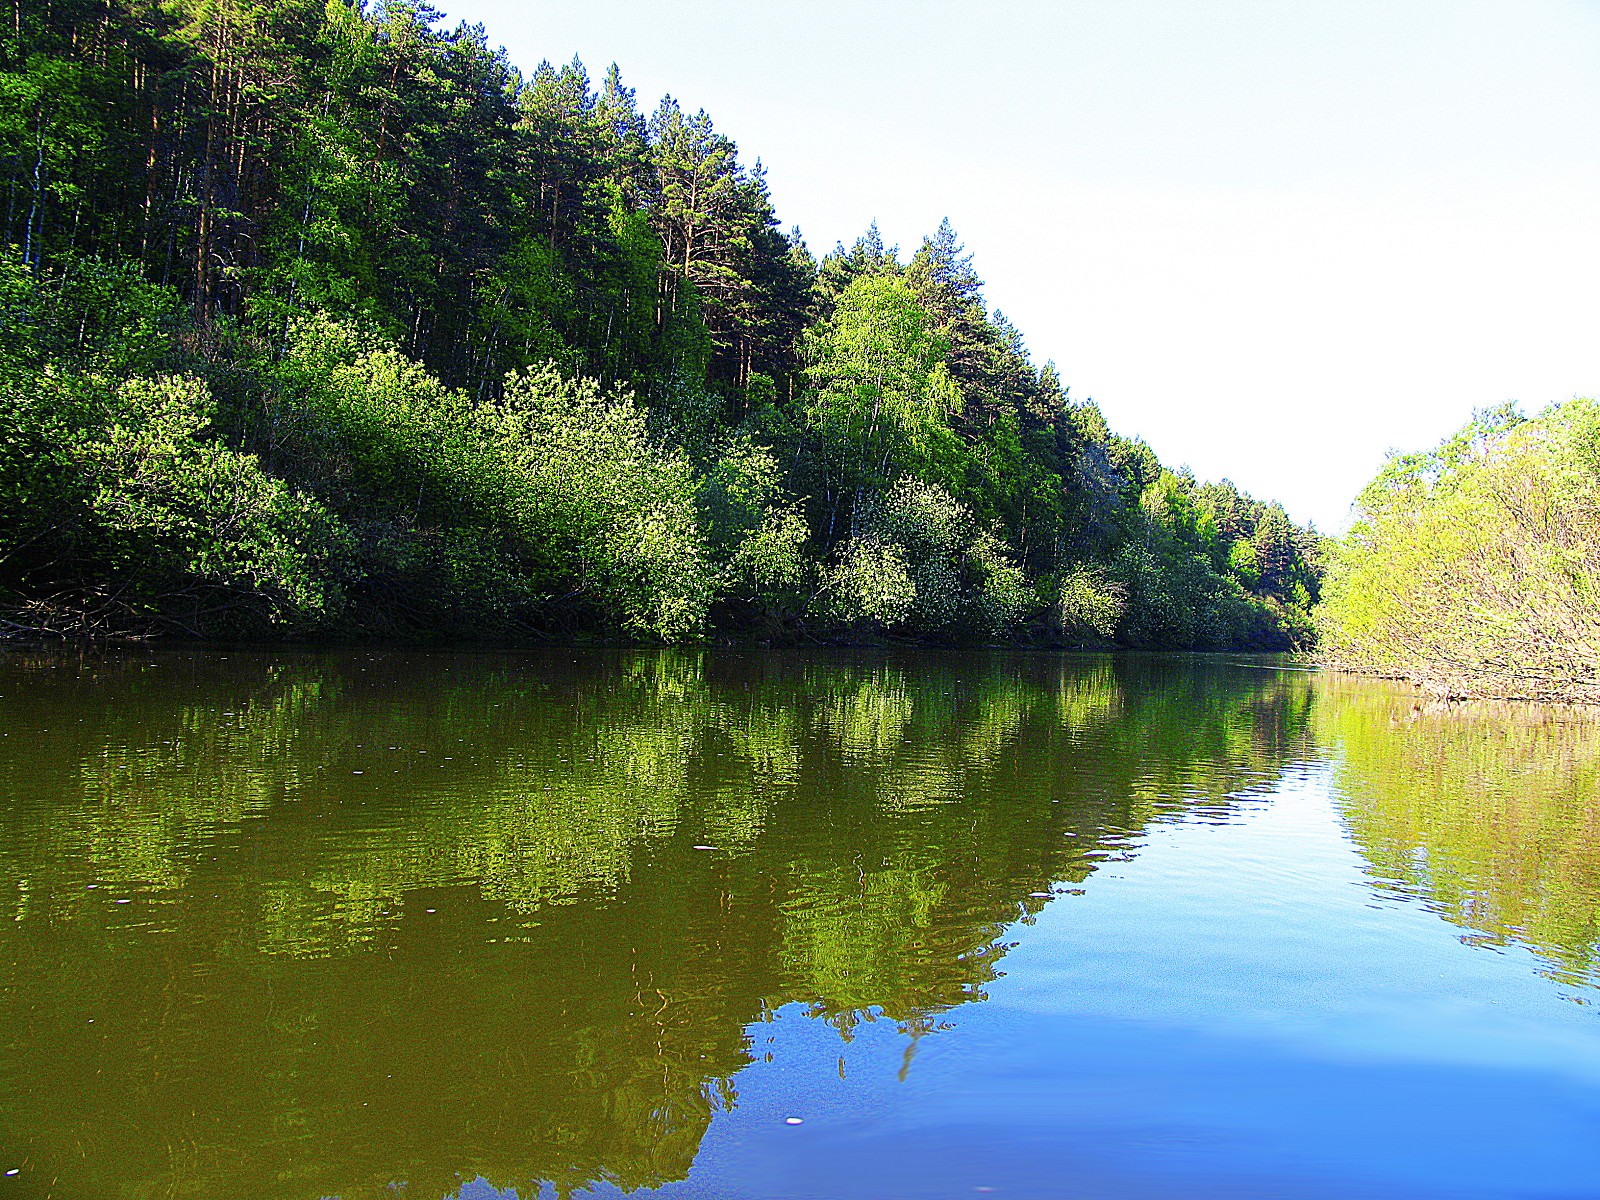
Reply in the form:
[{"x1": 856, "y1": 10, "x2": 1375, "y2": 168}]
[
  {"x1": 1317, "y1": 400, "x2": 1600, "y2": 705},
  {"x1": 3, "y1": 3, "x2": 1592, "y2": 704},
  {"x1": 0, "y1": 1, "x2": 1321, "y2": 651}
]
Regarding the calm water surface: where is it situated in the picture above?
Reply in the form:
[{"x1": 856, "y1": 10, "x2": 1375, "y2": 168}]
[{"x1": 0, "y1": 649, "x2": 1597, "y2": 1199}]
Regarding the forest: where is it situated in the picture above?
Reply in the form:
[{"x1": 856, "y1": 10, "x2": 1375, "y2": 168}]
[{"x1": 0, "y1": 0, "x2": 1323, "y2": 646}]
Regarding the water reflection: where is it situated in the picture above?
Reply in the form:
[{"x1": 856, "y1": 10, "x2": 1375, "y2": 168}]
[
  {"x1": 0, "y1": 649, "x2": 1313, "y2": 1200},
  {"x1": 1321, "y1": 680, "x2": 1600, "y2": 990},
  {"x1": 21, "y1": 653, "x2": 1599, "y2": 1195}
]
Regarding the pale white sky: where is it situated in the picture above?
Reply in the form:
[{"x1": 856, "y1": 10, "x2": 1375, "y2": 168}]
[{"x1": 441, "y1": 0, "x2": 1600, "y2": 531}]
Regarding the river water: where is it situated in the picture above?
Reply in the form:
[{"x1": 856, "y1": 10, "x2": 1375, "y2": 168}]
[{"x1": 0, "y1": 649, "x2": 1596, "y2": 1199}]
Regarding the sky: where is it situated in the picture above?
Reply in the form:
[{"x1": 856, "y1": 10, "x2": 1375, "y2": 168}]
[{"x1": 438, "y1": 0, "x2": 1600, "y2": 532}]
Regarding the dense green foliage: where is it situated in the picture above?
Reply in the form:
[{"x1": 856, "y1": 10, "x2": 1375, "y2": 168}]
[
  {"x1": 1, "y1": 0, "x2": 1321, "y2": 644},
  {"x1": 1318, "y1": 399, "x2": 1600, "y2": 700}
]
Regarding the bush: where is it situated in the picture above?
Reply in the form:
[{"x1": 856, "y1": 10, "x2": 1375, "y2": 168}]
[
  {"x1": 496, "y1": 365, "x2": 713, "y2": 640},
  {"x1": 0, "y1": 369, "x2": 346, "y2": 635},
  {"x1": 819, "y1": 535, "x2": 916, "y2": 628},
  {"x1": 817, "y1": 478, "x2": 1030, "y2": 636},
  {"x1": 1317, "y1": 399, "x2": 1600, "y2": 700},
  {"x1": 266, "y1": 318, "x2": 540, "y2": 633},
  {"x1": 267, "y1": 321, "x2": 714, "y2": 640},
  {"x1": 699, "y1": 435, "x2": 814, "y2": 605},
  {"x1": 1045, "y1": 564, "x2": 1125, "y2": 642},
  {"x1": 727, "y1": 508, "x2": 811, "y2": 601}
]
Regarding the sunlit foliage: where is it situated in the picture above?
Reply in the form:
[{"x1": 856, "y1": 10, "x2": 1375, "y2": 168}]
[
  {"x1": 1, "y1": 3, "x2": 1320, "y2": 647},
  {"x1": 1318, "y1": 399, "x2": 1600, "y2": 700}
]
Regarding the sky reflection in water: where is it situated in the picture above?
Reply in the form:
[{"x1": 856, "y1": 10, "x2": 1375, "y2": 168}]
[{"x1": 0, "y1": 649, "x2": 1596, "y2": 1199}]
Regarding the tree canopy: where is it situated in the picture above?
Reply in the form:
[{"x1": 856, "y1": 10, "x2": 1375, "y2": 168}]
[
  {"x1": 1317, "y1": 399, "x2": 1600, "y2": 700},
  {"x1": 1, "y1": 0, "x2": 1322, "y2": 646}
]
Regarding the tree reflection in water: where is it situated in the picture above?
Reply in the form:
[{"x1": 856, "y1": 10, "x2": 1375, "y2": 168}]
[
  {"x1": 1322, "y1": 681, "x2": 1600, "y2": 991},
  {"x1": 1, "y1": 649, "x2": 1318, "y2": 1199}
]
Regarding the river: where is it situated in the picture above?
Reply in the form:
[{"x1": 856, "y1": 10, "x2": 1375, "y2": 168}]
[{"x1": 0, "y1": 648, "x2": 1596, "y2": 1199}]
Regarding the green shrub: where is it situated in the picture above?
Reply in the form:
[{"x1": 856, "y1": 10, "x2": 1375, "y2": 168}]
[
  {"x1": 699, "y1": 435, "x2": 814, "y2": 607},
  {"x1": 1046, "y1": 564, "x2": 1125, "y2": 642},
  {"x1": 817, "y1": 478, "x2": 1029, "y2": 636},
  {"x1": 0, "y1": 369, "x2": 346, "y2": 634},
  {"x1": 495, "y1": 365, "x2": 713, "y2": 639},
  {"x1": 266, "y1": 321, "x2": 714, "y2": 639},
  {"x1": 819, "y1": 534, "x2": 916, "y2": 628},
  {"x1": 1317, "y1": 399, "x2": 1600, "y2": 699}
]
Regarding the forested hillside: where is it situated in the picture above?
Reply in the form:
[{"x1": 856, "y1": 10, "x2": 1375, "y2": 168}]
[{"x1": 0, "y1": 0, "x2": 1322, "y2": 645}]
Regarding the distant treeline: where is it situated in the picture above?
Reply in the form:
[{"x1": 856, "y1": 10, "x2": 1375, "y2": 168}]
[
  {"x1": 0, "y1": 0, "x2": 1322, "y2": 645},
  {"x1": 1318, "y1": 398, "x2": 1600, "y2": 702}
]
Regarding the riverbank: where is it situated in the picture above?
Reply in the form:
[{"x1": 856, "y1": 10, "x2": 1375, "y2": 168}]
[
  {"x1": 0, "y1": 591, "x2": 1304, "y2": 654},
  {"x1": 1317, "y1": 660, "x2": 1600, "y2": 706},
  {"x1": 0, "y1": 619, "x2": 1166, "y2": 656},
  {"x1": 5, "y1": 0, "x2": 1321, "y2": 659}
]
